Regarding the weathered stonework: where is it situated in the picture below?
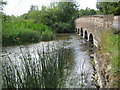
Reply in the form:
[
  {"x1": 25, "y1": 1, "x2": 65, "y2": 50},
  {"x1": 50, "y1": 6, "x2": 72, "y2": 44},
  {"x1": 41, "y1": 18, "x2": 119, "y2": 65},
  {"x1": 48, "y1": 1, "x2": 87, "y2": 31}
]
[{"x1": 75, "y1": 15, "x2": 114, "y2": 47}]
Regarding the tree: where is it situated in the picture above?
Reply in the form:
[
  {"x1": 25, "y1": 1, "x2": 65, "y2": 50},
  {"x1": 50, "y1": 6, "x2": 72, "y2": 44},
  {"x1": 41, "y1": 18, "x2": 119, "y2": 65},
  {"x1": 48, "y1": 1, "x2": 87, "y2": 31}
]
[
  {"x1": 78, "y1": 8, "x2": 96, "y2": 17},
  {"x1": 36, "y1": 0, "x2": 79, "y2": 33},
  {"x1": 89, "y1": 9, "x2": 96, "y2": 15},
  {"x1": 57, "y1": 0, "x2": 79, "y2": 22},
  {"x1": 20, "y1": 0, "x2": 79, "y2": 33},
  {"x1": 53, "y1": 0, "x2": 79, "y2": 32},
  {"x1": 29, "y1": 5, "x2": 38, "y2": 12},
  {"x1": 0, "y1": 1, "x2": 7, "y2": 11},
  {"x1": 96, "y1": 2, "x2": 120, "y2": 15}
]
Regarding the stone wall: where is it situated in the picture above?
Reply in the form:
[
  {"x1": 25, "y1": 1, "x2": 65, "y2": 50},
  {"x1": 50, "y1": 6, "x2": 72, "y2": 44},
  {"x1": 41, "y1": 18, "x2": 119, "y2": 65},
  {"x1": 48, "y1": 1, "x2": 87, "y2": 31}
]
[{"x1": 75, "y1": 15, "x2": 114, "y2": 47}]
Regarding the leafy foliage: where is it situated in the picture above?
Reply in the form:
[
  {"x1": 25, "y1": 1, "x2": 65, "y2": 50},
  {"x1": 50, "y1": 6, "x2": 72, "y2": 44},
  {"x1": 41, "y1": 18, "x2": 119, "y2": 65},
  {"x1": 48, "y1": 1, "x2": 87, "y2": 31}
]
[
  {"x1": 78, "y1": 8, "x2": 96, "y2": 16},
  {"x1": 96, "y1": 2, "x2": 120, "y2": 15},
  {"x1": 29, "y1": 5, "x2": 38, "y2": 12},
  {"x1": 100, "y1": 30, "x2": 119, "y2": 87},
  {"x1": 2, "y1": 0, "x2": 79, "y2": 46},
  {"x1": 41, "y1": 29, "x2": 55, "y2": 41},
  {"x1": 22, "y1": 1, "x2": 79, "y2": 33},
  {"x1": 2, "y1": 18, "x2": 54, "y2": 46}
]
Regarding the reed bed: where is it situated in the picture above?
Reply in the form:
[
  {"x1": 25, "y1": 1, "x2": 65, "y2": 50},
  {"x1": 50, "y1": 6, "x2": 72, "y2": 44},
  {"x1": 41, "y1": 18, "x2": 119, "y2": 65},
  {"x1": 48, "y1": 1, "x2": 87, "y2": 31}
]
[
  {"x1": 2, "y1": 20, "x2": 55, "y2": 46},
  {"x1": 2, "y1": 43, "x2": 69, "y2": 88}
]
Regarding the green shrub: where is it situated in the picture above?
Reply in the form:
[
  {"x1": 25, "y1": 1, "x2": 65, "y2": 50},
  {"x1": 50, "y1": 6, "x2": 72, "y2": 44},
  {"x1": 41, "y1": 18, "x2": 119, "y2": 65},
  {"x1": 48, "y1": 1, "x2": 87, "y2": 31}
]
[
  {"x1": 99, "y1": 30, "x2": 119, "y2": 87},
  {"x1": 18, "y1": 30, "x2": 41, "y2": 43},
  {"x1": 106, "y1": 31, "x2": 118, "y2": 73},
  {"x1": 2, "y1": 26, "x2": 41, "y2": 46},
  {"x1": 106, "y1": 31, "x2": 119, "y2": 87},
  {"x1": 54, "y1": 22, "x2": 73, "y2": 33},
  {"x1": 41, "y1": 29, "x2": 55, "y2": 41},
  {"x1": 2, "y1": 20, "x2": 55, "y2": 46},
  {"x1": 100, "y1": 30, "x2": 118, "y2": 73}
]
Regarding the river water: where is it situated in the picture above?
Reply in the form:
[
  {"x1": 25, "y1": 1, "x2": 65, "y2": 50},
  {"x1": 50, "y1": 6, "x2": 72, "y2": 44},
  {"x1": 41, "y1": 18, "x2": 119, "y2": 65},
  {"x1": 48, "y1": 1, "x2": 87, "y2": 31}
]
[{"x1": 2, "y1": 34, "x2": 96, "y2": 88}]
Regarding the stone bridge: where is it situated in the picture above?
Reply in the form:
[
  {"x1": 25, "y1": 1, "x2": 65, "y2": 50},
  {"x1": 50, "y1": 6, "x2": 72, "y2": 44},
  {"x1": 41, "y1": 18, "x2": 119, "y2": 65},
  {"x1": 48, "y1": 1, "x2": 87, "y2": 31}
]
[
  {"x1": 74, "y1": 15, "x2": 114, "y2": 47},
  {"x1": 75, "y1": 15, "x2": 120, "y2": 88}
]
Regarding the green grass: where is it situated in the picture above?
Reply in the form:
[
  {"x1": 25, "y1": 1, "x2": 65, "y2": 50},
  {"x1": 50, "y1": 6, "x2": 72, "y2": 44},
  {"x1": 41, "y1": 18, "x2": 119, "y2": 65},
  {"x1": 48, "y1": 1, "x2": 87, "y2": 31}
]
[
  {"x1": 2, "y1": 20, "x2": 55, "y2": 46},
  {"x1": 106, "y1": 31, "x2": 118, "y2": 73},
  {"x1": 109, "y1": 35, "x2": 118, "y2": 73},
  {"x1": 41, "y1": 29, "x2": 55, "y2": 41},
  {"x1": 100, "y1": 30, "x2": 119, "y2": 87},
  {"x1": 107, "y1": 32, "x2": 119, "y2": 87}
]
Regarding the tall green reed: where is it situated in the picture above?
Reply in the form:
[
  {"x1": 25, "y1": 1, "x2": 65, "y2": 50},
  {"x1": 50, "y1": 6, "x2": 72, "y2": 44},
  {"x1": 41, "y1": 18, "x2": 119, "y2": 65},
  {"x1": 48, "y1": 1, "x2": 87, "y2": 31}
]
[
  {"x1": 2, "y1": 20, "x2": 55, "y2": 46},
  {"x1": 2, "y1": 42, "x2": 68, "y2": 88}
]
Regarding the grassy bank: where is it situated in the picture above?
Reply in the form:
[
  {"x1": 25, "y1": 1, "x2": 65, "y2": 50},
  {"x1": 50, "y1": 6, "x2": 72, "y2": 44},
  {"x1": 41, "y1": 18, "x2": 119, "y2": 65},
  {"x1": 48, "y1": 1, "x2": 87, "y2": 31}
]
[
  {"x1": 2, "y1": 20, "x2": 55, "y2": 46},
  {"x1": 106, "y1": 31, "x2": 119, "y2": 87},
  {"x1": 100, "y1": 29, "x2": 119, "y2": 87}
]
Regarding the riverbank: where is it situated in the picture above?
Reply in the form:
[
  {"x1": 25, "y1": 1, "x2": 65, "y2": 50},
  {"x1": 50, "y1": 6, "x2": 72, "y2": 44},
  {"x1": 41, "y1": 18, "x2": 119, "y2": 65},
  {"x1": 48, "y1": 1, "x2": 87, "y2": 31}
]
[
  {"x1": 2, "y1": 33, "x2": 73, "y2": 47},
  {"x1": 2, "y1": 20, "x2": 55, "y2": 46},
  {"x1": 94, "y1": 29, "x2": 119, "y2": 88}
]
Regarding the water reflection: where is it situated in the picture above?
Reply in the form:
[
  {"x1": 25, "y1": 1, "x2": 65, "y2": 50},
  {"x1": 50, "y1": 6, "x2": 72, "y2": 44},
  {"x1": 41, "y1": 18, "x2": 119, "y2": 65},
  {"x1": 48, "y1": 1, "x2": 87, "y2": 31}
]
[{"x1": 64, "y1": 35, "x2": 95, "y2": 88}]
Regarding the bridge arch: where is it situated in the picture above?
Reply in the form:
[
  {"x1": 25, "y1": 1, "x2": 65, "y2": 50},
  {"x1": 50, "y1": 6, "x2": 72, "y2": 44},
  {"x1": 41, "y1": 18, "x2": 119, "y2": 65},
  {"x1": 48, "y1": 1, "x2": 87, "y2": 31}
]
[
  {"x1": 89, "y1": 33, "x2": 94, "y2": 45},
  {"x1": 84, "y1": 30, "x2": 88, "y2": 40},
  {"x1": 81, "y1": 27, "x2": 83, "y2": 36},
  {"x1": 77, "y1": 28, "x2": 80, "y2": 34}
]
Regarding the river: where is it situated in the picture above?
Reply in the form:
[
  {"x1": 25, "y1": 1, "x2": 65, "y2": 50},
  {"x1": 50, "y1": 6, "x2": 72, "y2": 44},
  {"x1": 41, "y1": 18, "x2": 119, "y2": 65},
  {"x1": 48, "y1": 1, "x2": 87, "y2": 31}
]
[{"x1": 2, "y1": 34, "x2": 96, "y2": 88}]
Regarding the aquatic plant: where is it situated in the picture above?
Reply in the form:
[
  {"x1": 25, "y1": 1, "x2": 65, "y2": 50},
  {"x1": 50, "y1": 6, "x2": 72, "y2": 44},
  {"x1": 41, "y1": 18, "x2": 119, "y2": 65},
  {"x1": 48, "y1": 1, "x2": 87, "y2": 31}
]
[{"x1": 2, "y1": 43, "x2": 69, "y2": 88}]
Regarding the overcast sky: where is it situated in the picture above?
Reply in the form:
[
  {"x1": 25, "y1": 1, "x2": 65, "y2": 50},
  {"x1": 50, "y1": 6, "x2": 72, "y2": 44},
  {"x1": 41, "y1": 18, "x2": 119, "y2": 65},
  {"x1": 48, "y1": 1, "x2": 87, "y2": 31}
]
[{"x1": 3, "y1": 0, "x2": 97, "y2": 16}]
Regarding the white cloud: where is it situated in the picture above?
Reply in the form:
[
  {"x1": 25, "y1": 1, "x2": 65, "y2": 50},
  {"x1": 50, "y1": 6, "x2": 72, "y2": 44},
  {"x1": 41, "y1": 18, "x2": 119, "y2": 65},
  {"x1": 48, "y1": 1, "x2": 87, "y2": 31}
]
[{"x1": 3, "y1": 0, "x2": 97, "y2": 16}]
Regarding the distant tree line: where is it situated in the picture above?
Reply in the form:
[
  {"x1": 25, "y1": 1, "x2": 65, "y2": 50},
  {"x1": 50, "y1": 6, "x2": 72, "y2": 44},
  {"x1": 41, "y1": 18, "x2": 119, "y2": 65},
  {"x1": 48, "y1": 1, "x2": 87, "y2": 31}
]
[
  {"x1": 78, "y1": 2, "x2": 120, "y2": 17},
  {"x1": 78, "y1": 7, "x2": 96, "y2": 17}
]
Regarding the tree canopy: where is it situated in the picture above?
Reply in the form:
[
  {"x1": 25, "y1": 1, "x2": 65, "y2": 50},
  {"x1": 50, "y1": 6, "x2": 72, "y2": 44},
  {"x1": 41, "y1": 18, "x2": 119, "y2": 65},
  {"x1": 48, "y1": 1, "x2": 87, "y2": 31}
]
[
  {"x1": 21, "y1": 1, "x2": 79, "y2": 33},
  {"x1": 96, "y1": 2, "x2": 120, "y2": 15},
  {"x1": 78, "y1": 7, "x2": 96, "y2": 17}
]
